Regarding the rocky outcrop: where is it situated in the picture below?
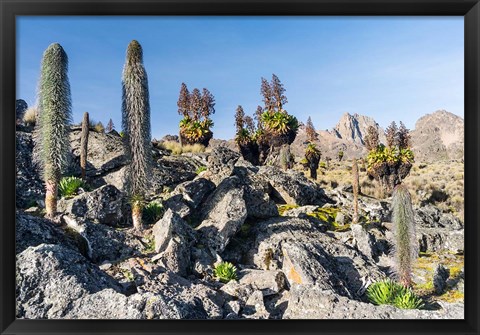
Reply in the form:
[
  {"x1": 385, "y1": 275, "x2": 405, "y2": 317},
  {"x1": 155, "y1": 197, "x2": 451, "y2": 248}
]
[
  {"x1": 58, "y1": 184, "x2": 129, "y2": 227},
  {"x1": 16, "y1": 99, "x2": 28, "y2": 121},
  {"x1": 258, "y1": 166, "x2": 332, "y2": 206},
  {"x1": 245, "y1": 216, "x2": 386, "y2": 299},
  {"x1": 284, "y1": 284, "x2": 464, "y2": 319},
  {"x1": 204, "y1": 146, "x2": 240, "y2": 185},
  {"x1": 16, "y1": 131, "x2": 44, "y2": 208},
  {"x1": 196, "y1": 176, "x2": 248, "y2": 252}
]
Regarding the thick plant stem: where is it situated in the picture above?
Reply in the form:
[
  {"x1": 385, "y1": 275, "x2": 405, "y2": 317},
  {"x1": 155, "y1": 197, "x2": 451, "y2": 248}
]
[
  {"x1": 45, "y1": 180, "x2": 57, "y2": 217},
  {"x1": 392, "y1": 184, "x2": 417, "y2": 288},
  {"x1": 352, "y1": 158, "x2": 359, "y2": 224},
  {"x1": 80, "y1": 112, "x2": 89, "y2": 180},
  {"x1": 132, "y1": 202, "x2": 143, "y2": 231}
]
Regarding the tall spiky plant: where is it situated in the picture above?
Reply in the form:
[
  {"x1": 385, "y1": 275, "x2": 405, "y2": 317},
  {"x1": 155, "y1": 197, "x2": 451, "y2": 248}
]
[
  {"x1": 391, "y1": 184, "x2": 417, "y2": 287},
  {"x1": 36, "y1": 43, "x2": 72, "y2": 217},
  {"x1": 121, "y1": 40, "x2": 152, "y2": 231},
  {"x1": 80, "y1": 112, "x2": 89, "y2": 180},
  {"x1": 352, "y1": 158, "x2": 359, "y2": 224}
]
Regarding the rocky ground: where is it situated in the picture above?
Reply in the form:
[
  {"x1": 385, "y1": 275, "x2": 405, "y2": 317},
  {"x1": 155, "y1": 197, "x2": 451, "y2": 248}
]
[{"x1": 15, "y1": 128, "x2": 464, "y2": 319}]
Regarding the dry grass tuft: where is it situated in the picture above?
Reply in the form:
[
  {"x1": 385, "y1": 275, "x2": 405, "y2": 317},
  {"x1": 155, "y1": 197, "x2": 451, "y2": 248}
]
[
  {"x1": 160, "y1": 140, "x2": 205, "y2": 155},
  {"x1": 23, "y1": 107, "x2": 37, "y2": 126}
]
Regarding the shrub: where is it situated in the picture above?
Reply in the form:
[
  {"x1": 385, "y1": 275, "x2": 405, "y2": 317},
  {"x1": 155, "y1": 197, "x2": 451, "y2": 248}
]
[
  {"x1": 142, "y1": 201, "x2": 164, "y2": 225},
  {"x1": 213, "y1": 262, "x2": 238, "y2": 283},
  {"x1": 161, "y1": 141, "x2": 205, "y2": 155},
  {"x1": 367, "y1": 279, "x2": 424, "y2": 309},
  {"x1": 94, "y1": 121, "x2": 105, "y2": 133},
  {"x1": 196, "y1": 166, "x2": 207, "y2": 174},
  {"x1": 182, "y1": 143, "x2": 206, "y2": 153},
  {"x1": 58, "y1": 176, "x2": 85, "y2": 198},
  {"x1": 23, "y1": 107, "x2": 37, "y2": 126}
]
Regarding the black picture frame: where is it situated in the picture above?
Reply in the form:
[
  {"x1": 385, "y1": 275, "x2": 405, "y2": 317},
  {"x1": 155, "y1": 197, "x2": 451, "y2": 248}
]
[{"x1": 1, "y1": 1, "x2": 479, "y2": 334}]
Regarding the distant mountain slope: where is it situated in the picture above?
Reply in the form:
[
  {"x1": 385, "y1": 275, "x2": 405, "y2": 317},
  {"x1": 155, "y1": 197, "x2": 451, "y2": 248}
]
[
  {"x1": 410, "y1": 110, "x2": 464, "y2": 162},
  {"x1": 291, "y1": 110, "x2": 463, "y2": 162}
]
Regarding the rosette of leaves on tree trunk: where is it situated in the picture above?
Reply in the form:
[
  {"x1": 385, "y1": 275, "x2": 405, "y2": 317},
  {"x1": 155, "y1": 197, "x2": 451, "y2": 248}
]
[
  {"x1": 391, "y1": 184, "x2": 417, "y2": 288},
  {"x1": 234, "y1": 105, "x2": 260, "y2": 165},
  {"x1": 36, "y1": 43, "x2": 72, "y2": 217},
  {"x1": 121, "y1": 40, "x2": 153, "y2": 231},
  {"x1": 365, "y1": 122, "x2": 414, "y2": 193},
  {"x1": 257, "y1": 75, "x2": 299, "y2": 164},
  {"x1": 177, "y1": 84, "x2": 215, "y2": 146}
]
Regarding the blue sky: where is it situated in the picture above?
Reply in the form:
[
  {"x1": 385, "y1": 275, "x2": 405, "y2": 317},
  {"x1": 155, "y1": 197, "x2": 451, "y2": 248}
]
[{"x1": 17, "y1": 16, "x2": 464, "y2": 140}]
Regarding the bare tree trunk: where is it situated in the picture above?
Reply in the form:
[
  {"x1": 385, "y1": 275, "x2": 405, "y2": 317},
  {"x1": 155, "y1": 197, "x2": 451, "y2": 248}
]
[{"x1": 80, "y1": 112, "x2": 89, "y2": 180}]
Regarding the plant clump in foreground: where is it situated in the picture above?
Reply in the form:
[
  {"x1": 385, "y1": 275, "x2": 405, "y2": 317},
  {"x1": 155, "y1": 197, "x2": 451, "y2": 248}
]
[
  {"x1": 213, "y1": 262, "x2": 238, "y2": 283},
  {"x1": 58, "y1": 176, "x2": 86, "y2": 198},
  {"x1": 367, "y1": 279, "x2": 424, "y2": 310},
  {"x1": 142, "y1": 201, "x2": 164, "y2": 225}
]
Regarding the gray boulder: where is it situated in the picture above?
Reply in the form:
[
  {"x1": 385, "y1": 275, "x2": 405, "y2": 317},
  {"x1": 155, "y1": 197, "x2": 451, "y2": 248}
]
[
  {"x1": 140, "y1": 272, "x2": 225, "y2": 319},
  {"x1": 418, "y1": 228, "x2": 464, "y2": 254},
  {"x1": 16, "y1": 212, "x2": 78, "y2": 255},
  {"x1": 162, "y1": 194, "x2": 191, "y2": 218},
  {"x1": 258, "y1": 165, "x2": 331, "y2": 206},
  {"x1": 196, "y1": 176, "x2": 248, "y2": 252},
  {"x1": 16, "y1": 99, "x2": 28, "y2": 121},
  {"x1": 16, "y1": 243, "x2": 130, "y2": 318},
  {"x1": 57, "y1": 184, "x2": 128, "y2": 226},
  {"x1": 16, "y1": 131, "x2": 44, "y2": 208},
  {"x1": 170, "y1": 178, "x2": 216, "y2": 210},
  {"x1": 246, "y1": 216, "x2": 385, "y2": 299},
  {"x1": 62, "y1": 216, "x2": 143, "y2": 263},
  {"x1": 205, "y1": 146, "x2": 240, "y2": 185},
  {"x1": 237, "y1": 269, "x2": 287, "y2": 296},
  {"x1": 433, "y1": 264, "x2": 450, "y2": 295},
  {"x1": 152, "y1": 209, "x2": 193, "y2": 253},
  {"x1": 232, "y1": 166, "x2": 279, "y2": 219},
  {"x1": 284, "y1": 284, "x2": 464, "y2": 319},
  {"x1": 415, "y1": 205, "x2": 463, "y2": 230},
  {"x1": 153, "y1": 236, "x2": 191, "y2": 277}
]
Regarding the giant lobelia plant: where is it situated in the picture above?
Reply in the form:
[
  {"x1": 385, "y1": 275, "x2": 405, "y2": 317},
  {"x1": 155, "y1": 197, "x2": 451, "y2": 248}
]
[
  {"x1": 121, "y1": 40, "x2": 153, "y2": 231},
  {"x1": 36, "y1": 43, "x2": 72, "y2": 217}
]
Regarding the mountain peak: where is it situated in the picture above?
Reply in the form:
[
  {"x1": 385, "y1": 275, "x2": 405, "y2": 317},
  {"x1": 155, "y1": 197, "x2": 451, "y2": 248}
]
[{"x1": 332, "y1": 112, "x2": 385, "y2": 145}]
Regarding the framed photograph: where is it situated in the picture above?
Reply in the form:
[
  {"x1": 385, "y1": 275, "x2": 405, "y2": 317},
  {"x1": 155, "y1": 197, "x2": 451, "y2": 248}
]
[{"x1": 1, "y1": 0, "x2": 479, "y2": 334}]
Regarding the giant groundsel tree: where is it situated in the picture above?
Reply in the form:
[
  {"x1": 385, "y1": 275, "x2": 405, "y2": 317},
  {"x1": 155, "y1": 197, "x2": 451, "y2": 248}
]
[
  {"x1": 121, "y1": 40, "x2": 153, "y2": 231},
  {"x1": 36, "y1": 43, "x2": 72, "y2": 217}
]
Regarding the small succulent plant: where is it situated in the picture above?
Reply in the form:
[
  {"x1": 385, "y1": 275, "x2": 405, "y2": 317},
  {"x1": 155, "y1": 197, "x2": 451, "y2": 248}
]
[
  {"x1": 367, "y1": 279, "x2": 424, "y2": 310},
  {"x1": 58, "y1": 176, "x2": 86, "y2": 198},
  {"x1": 142, "y1": 201, "x2": 164, "y2": 225},
  {"x1": 213, "y1": 262, "x2": 238, "y2": 283}
]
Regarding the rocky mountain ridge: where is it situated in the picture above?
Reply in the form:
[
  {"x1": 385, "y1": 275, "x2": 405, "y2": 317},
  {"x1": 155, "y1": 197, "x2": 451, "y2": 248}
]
[{"x1": 290, "y1": 110, "x2": 463, "y2": 162}]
